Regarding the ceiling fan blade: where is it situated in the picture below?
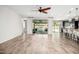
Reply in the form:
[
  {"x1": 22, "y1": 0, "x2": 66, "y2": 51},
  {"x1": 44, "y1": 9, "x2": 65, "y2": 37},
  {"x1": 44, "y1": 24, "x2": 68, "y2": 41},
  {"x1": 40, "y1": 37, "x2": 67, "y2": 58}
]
[
  {"x1": 40, "y1": 7, "x2": 51, "y2": 11},
  {"x1": 42, "y1": 10, "x2": 48, "y2": 14},
  {"x1": 31, "y1": 7, "x2": 51, "y2": 14}
]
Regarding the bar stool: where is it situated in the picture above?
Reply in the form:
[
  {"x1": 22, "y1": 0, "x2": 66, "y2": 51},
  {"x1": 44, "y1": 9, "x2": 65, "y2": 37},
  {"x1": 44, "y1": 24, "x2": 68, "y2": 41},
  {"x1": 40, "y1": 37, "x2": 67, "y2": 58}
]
[
  {"x1": 65, "y1": 30, "x2": 68, "y2": 38},
  {"x1": 76, "y1": 32, "x2": 79, "y2": 42},
  {"x1": 72, "y1": 31, "x2": 75, "y2": 40},
  {"x1": 73, "y1": 31, "x2": 77, "y2": 41},
  {"x1": 68, "y1": 30, "x2": 72, "y2": 40}
]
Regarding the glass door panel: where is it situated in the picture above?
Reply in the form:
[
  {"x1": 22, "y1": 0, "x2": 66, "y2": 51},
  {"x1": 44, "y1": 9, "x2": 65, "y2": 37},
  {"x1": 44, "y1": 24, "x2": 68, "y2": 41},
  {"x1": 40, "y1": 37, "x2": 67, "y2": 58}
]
[{"x1": 33, "y1": 20, "x2": 48, "y2": 34}]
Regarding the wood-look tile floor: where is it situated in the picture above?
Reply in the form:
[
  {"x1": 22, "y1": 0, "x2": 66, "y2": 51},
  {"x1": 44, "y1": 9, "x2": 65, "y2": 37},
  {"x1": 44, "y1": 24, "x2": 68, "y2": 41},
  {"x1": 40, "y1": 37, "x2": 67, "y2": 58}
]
[{"x1": 0, "y1": 32, "x2": 79, "y2": 54}]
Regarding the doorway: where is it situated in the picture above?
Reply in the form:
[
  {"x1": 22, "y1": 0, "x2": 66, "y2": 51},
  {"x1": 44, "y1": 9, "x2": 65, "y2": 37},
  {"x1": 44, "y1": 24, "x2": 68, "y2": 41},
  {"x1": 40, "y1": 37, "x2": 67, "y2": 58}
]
[{"x1": 32, "y1": 20, "x2": 48, "y2": 34}]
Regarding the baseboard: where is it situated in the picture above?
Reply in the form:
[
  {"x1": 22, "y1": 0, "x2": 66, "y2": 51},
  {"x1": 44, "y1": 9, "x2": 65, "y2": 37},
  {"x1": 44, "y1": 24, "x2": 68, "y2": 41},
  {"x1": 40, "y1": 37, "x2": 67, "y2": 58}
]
[{"x1": 0, "y1": 33, "x2": 23, "y2": 44}]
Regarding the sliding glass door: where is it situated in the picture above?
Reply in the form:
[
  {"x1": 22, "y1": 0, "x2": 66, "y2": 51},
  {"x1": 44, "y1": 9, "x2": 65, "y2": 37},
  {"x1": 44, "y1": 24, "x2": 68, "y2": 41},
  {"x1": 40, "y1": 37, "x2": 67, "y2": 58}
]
[
  {"x1": 52, "y1": 21, "x2": 61, "y2": 32},
  {"x1": 33, "y1": 20, "x2": 48, "y2": 34}
]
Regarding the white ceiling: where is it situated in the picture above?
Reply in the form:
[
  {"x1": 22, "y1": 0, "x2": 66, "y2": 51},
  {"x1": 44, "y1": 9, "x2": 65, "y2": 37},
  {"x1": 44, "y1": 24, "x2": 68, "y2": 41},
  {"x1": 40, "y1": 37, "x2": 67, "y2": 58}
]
[{"x1": 7, "y1": 5, "x2": 79, "y2": 20}]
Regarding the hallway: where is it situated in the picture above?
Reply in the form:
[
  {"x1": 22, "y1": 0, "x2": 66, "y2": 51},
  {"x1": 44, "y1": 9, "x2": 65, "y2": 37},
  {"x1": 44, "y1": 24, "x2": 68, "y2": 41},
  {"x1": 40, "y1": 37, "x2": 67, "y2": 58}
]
[{"x1": 1, "y1": 32, "x2": 79, "y2": 54}]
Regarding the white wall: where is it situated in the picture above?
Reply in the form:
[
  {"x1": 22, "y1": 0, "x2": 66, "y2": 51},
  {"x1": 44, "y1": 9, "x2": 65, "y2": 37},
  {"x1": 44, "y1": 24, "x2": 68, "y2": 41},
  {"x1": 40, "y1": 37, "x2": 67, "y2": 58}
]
[{"x1": 0, "y1": 6, "x2": 23, "y2": 43}]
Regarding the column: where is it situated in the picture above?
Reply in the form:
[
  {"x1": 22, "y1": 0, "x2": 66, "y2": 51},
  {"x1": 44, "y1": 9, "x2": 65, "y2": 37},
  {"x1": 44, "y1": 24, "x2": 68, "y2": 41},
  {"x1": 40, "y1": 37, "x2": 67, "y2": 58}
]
[
  {"x1": 24, "y1": 20, "x2": 27, "y2": 33},
  {"x1": 27, "y1": 19, "x2": 33, "y2": 34},
  {"x1": 48, "y1": 19, "x2": 53, "y2": 34}
]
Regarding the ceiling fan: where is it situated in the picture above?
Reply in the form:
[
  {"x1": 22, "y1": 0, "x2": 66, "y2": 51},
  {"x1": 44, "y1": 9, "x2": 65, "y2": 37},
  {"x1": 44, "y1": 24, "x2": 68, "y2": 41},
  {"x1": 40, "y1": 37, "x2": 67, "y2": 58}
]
[{"x1": 32, "y1": 7, "x2": 51, "y2": 14}]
